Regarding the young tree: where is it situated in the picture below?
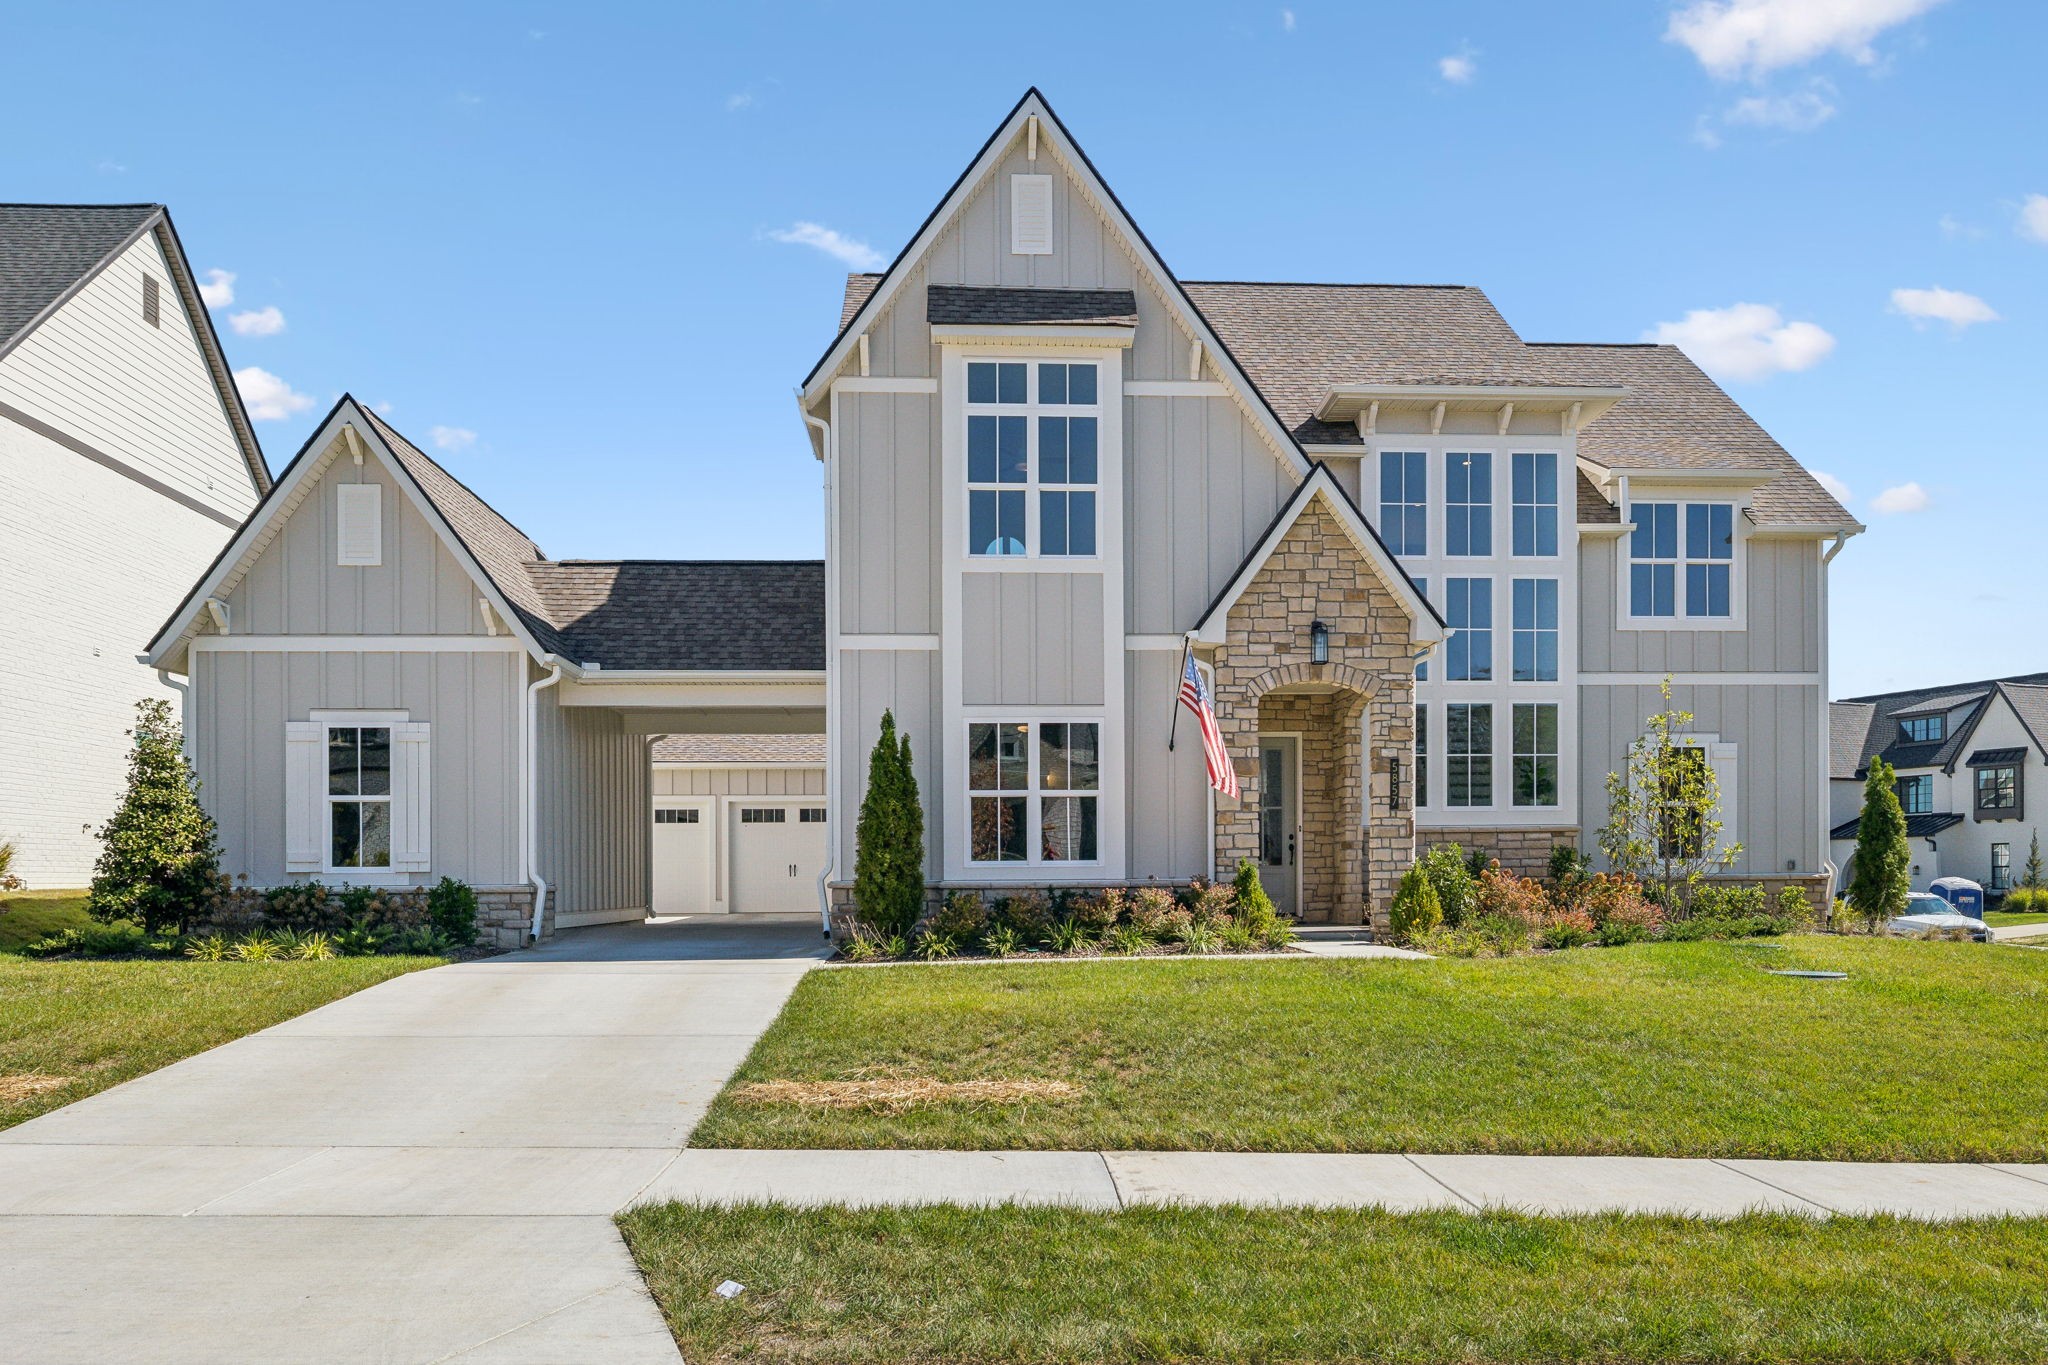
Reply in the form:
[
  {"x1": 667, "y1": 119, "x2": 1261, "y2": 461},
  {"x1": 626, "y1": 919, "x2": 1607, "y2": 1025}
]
[
  {"x1": 1388, "y1": 863, "x2": 1443, "y2": 943},
  {"x1": 852, "y1": 709, "x2": 925, "y2": 936},
  {"x1": 2024, "y1": 831, "x2": 2044, "y2": 890},
  {"x1": 88, "y1": 699, "x2": 221, "y2": 934},
  {"x1": 1847, "y1": 756, "x2": 1911, "y2": 930},
  {"x1": 1598, "y1": 678, "x2": 1740, "y2": 909}
]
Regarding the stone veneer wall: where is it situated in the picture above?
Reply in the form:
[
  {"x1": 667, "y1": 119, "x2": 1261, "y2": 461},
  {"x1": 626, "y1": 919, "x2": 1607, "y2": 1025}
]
[
  {"x1": 1421, "y1": 828, "x2": 1579, "y2": 879},
  {"x1": 1256, "y1": 690, "x2": 1360, "y2": 921},
  {"x1": 475, "y1": 886, "x2": 543, "y2": 952},
  {"x1": 1209, "y1": 497, "x2": 1421, "y2": 928}
]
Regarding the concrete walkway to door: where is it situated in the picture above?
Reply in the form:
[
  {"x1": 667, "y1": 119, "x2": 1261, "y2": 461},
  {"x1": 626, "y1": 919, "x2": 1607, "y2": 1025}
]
[{"x1": 0, "y1": 914, "x2": 826, "y2": 1365}]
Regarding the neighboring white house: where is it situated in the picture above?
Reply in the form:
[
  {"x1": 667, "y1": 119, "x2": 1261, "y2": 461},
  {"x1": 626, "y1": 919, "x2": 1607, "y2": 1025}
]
[
  {"x1": 1830, "y1": 674, "x2": 2048, "y2": 894},
  {"x1": 1, "y1": 204, "x2": 268, "y2": 886}
]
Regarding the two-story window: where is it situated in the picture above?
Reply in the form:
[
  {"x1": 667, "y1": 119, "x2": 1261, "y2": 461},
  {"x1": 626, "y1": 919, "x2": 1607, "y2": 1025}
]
[
  {"x1": 1446, "y1": 453, "x2": 1492, "y2": 556},
  {"x1": 1445, "y1": 578, "x2": 1492, "y2": 681},
  {"x1": 1445, "y1": 703, "x2": 1493, "y2": 807},
  {"x1": 1900, "y1": 714, "x2": 1946, "y2": 744},
  {"x1": 968, "y1": 720, "x2": 1099, "y2": 864},
  {"x1": 1629, "y1": 501, "x2": 1735, "y2": 620},
  {"x1": 1512, "y1": 702, "x2": 1560, "y2": 808},
  {"x1": 1379, "y1": 451, "x2": 1427, "y2": 555},
  {"x1": 1511, "y1": 453, "x2": 1558, "y2": 557},
  {"x1": 966, "y1": 360, "x2": 1098, "y2": 558},
  {"x1": 1511, "y1": 578, "x2": 1559, "y2": 682},
  {"x1": 1896, "y1": 773, "x2": 1934, "y2": 815}
]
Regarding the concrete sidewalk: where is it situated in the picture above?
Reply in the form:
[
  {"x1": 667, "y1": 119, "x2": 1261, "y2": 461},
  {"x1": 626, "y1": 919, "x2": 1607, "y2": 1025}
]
[
  {"x1": 644, "y1": 1148, "x2": 2048, "y2": 1221},
  {"x1": 0, "y1": 915, "x2": 827, "y2": 1365}
]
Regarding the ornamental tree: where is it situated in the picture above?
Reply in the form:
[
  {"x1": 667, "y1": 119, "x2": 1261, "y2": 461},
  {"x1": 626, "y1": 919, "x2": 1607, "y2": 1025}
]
[
  {"x1": 88, "y1": 698, "x2": 222, "y2": 934},
  {"x1": 1847, "y1": 755, "x2": 1911, "y2": 931},
  {"x1": 853, "y1": 709, "x2": 925, "y2": 936},
  {"x1": 1597, "y1": 678, "x2": 1740, "y2": 910}
]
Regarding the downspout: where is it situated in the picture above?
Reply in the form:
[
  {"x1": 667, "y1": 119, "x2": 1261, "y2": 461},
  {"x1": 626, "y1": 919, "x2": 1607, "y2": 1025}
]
[
  {"x1": 523, "y1": 656, "x2": 564, "y2": 942},
  {"x1": 154, "y1": 665, "x2": 190, "y2": 762},
  {"x1": 801, "y1": 395, "x2": 838, "y2": 937},
  {"x1": 1817, "y1": 530, "x2": 1853, "y2": 921}
]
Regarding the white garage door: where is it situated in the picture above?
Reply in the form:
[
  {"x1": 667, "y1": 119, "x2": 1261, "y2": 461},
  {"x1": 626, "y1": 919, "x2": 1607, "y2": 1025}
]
[
  {"x1": 651, "y1": 802, "x2": 713, "y2": 915},
  {"x1": 730, "y1": 803, "x2": 827, "y2": 914}
]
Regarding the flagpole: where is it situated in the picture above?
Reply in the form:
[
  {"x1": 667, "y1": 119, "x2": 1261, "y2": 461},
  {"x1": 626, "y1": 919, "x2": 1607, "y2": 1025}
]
[{"x1": 1168, "y1": 634, "x2": 1191, "y2": 751}]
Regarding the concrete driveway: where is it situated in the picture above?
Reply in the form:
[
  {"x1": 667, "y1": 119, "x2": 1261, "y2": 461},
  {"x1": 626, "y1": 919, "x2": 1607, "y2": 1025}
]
[{"x1": 0, "y1": 914, "x2": 826, "y2": 1364}]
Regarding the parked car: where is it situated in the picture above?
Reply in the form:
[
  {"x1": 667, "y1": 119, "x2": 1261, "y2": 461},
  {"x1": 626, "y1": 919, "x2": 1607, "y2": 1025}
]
[{"x1": 1888, "y1": 892, "x2": 1991, "y2": 943}]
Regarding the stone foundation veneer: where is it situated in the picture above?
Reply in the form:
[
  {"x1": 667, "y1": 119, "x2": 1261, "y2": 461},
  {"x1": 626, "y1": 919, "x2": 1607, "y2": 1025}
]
[
  {"x1": 1421, "y1": 828, "x2": 1579, "y2": 880},
  {"x1": 474, "y1": 886, "x2": 544, "y2": 952}
]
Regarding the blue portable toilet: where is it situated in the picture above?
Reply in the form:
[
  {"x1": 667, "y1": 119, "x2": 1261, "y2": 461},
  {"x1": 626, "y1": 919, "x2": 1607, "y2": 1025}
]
[{"x1": 1928, "y1": 877, "x2": 1984, "y2": 917}]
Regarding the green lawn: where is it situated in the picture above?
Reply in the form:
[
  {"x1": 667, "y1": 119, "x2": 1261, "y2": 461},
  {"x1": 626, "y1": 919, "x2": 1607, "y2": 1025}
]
[
  {"x1": 1985, "y1": 910, "x2": 2048, "y2": 930},
  {"x1": 0, "y1": 954, "x2": 442, "y2": 1129},
  {"x1": 620, "y1": 1202, "x2": 2048, "y2": 1364},
  {"x1": 692, "y1": 936, "x2": 2048, "y2": 1160},
  {"x1": 0, "y1": 889, "x2": 93, "y2": 952}
]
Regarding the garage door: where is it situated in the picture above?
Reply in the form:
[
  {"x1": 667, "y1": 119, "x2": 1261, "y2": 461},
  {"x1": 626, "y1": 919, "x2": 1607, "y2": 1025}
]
[
  {"x1": 651, "y1": 802, "x2": 713, "y2": 915},
  {"x1": 730, "y1": 803, "x2": 827, "y2": 914}
]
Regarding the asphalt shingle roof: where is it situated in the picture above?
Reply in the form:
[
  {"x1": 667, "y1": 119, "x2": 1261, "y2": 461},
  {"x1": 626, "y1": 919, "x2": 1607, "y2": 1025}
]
[
  {"x1": 927, "y1": 284, "x2": 1138, "y2": 327},
  {"x1": 652, "y1": 734, "x2": 827, "y2": 764},
  {"x1": 1830, "y1": 702, "x2": 1877, "y2": 781},
  {"x1": 0, "y1": 203, "x2": 159, "y2": 347},
  {"x1": 1834, "y1": 672, "x2": 2048, "y2": 779}
]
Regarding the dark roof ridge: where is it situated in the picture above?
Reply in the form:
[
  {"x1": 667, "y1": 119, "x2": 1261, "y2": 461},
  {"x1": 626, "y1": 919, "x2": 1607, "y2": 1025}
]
[
  {"x1": 545, "y1": 557, "x2": 826, "y2": 567},
  {"x1": 1842, "y1": 670, "x2": 2048, "y2": 704},
  {"x1": 1524, "y1": 341, "x2": 1664, "y2": 349},
  {"x1": 0, "y1": 199, "x2": 163, "y2": 208},
  {"x1": 1180, "y1": 279, "x2": 1477, "y2": 291}
]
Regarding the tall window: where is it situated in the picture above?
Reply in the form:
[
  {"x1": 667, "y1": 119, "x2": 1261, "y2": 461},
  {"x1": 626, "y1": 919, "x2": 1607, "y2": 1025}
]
[
  {"x1": 1992, "y1": 843, "x2": 2012, "y2": 892},
  {"x1": 1379, "y1": 451, "x2": 1427, "y2": 555},
  {"x1": 1445, "y1": 703, "x2": 1492, "y2": 808},
  {"x1": 1901, "y1": 714, "x2": 1946, "y2": 743},
  {"x1": 1415, "y1": 703, "x2": 1429, "y2": 809},
  {"x1": 1977, "y1": 765, "x2": 2019, "y2": 814},
  {"x1": 1896, "y1": 773, "x2": 1933, "y2": 815},
  {"x1": 1512, "y1": 703, "x2": 1560, "y2": 808},
  {"x1": 968, "y1": 720, "x2": 1099, "y2": 863},
  {"x1": 327, "y1": 726, "x2": 391, "y2": 869},
  {"x1": 1511, "y1": 453, "x2": 1558, "y2": 557},
  {"x1": 1446, "y1": 452, "x2": 1492, "y2": 556},
  {"x1": 967, "y1": 360, "x2": 1098, "y2": 558},
  {"x1": 1446, "y1": 578, "x2": 1492, "y2": 681},
  {"x1": 1629, "y1": 501, "x2": 1735, "y2": 620},
  {"x1": 1511, "y1": 578, "x2": 1559, "y2": 682}
]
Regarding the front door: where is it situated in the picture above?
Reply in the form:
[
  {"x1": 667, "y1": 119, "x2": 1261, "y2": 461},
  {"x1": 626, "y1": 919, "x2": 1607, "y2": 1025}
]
[{"x1": 1257, "y1": 736, "x2": 1300, "y2": 917}]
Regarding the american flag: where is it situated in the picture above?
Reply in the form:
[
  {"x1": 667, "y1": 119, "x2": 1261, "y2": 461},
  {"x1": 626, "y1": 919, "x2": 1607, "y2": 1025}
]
[{"x1": 1179, "y1": 649, "x2": 1239, "y2": 799}]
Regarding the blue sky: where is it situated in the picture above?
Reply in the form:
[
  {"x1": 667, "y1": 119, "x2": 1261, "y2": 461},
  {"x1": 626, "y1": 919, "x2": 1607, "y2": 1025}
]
[{"x1": 4, "y1": 1, "x2": 2039, "y2": 697}]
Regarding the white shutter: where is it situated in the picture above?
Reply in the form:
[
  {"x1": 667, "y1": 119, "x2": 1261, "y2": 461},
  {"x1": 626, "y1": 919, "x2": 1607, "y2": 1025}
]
[
  {"x1": 285, "y1": 722, "x2": 325, "y2": 873},
  {"x1": 390, "y1": 722, "x2": 432, "y2": 872},
  {"x1": 1010, "y1": 174, "x2": 1053, "y2": 255},
  {"x1": 336, "y1": 483, "x2": 382, "y2": 566}
]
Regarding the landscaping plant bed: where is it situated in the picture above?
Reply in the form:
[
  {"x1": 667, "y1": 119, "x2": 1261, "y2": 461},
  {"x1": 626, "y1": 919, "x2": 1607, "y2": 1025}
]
[{"x1": 621, "y1": 1201, "x2": 2048, "y2": 1364}]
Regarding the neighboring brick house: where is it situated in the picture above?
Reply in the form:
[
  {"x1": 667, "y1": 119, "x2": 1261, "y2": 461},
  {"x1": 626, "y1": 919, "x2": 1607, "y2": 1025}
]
[
  {"x1": 1830, "y1": 674, "x2": 2048, "y2": 894},
  {"x1": 0, "y1": 205, "x2": 268, "y2": 886}
]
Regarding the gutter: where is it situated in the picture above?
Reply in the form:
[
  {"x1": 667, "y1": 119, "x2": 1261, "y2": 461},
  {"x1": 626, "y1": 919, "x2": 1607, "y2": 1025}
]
[
  {"x1": 801, "y1": 396, "x2": 838, "y2": 938},
  {"x1": 523, "y1": 656, "x2": 564, "y2": 942},
  {"x1": 1817, "y1": 529, "x2": 1855, "y2": 920}
]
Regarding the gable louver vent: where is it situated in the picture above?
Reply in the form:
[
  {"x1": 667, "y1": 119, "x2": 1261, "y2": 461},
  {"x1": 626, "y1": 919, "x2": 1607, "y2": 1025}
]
[
  {"x1": 336, "y1": 483, "x2": 383, "y2": 566},
  {"x1": 142, "y1": 274, "x2": 160, "y2": 327},
  {"x1": 1010, "y1": 174, "x2": 1053, "y2": 256}
]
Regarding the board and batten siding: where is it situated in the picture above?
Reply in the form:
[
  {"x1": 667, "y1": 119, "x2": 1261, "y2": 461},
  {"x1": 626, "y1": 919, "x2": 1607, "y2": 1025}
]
[
  {"x1": 535, "y1": 685, "x2": 648, "y2": 921},
  {"x1": 1579, "y1": 535, "x2": 1821, "y2": 674},
  {"x1": 1577, "y1": 681, "x2": 1821, "y2": 877},
  {"x1": 0, "y1": 229, "x2": 254, "y2": 521},
  {"x1": 832, "y1": 649, "x2": 941, "y2": 878},
  {"x1": 960, "y1": 574, "x2": 1104, "y2": 706},
  {"x1": 1123, "y1": 650, "x2": 1215, "y2": 880},
  {"x1": 225, "y1": 454, "x2": 489, "y2": 636},
  {"x1": 836, "y1": 391, "x2": 937, "y2": 635},
  {"x1": 655, "y1": 767, "x2": 826, "y2": 798},
  {"x1": 192, "y1": 648, "x2": 522, "y2": 887}
]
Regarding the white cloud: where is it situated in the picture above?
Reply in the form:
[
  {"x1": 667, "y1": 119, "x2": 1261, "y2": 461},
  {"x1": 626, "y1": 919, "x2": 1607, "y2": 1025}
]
[
  {"x1": 96, "y1": 159, "x2": 128, "y2": 175},
  {"x1": 227, "y1": 305, "x2": 285, "y2": 337},
  {"x1": 1723, "y1": 83, "x2": 1837, "y2": 131},
  {"x1": 197, "y1": 269, "x2": 236, "y2": 309},
  {"x1": 1889, "y1": 285, "x2": 1997, "y2": 330},
  {"x1": 1281, "y1": 9, "x2": 1295, "y2": 32},
  {"x1": 1667, "y1": 0, "x2": 1947, "y2": 80},
  {"x1": 372, "y1": 401, "x2": 395, "y2": 415},
  {"x1": 726, "y1": 90, "x2": 756, "y2": 112},
  {"x1": 1814, "y1": 470, "x2": 1853, "y2": 505},
  {"x1": 1871, "y1": 481, "x2": 1930, "y2": 514},
  {"x1": 1642, "y1": 303, "x2": 1836, "y2": 381},
  {"x1": 766, "y1": 221, "x2": 885, "y2": 271},
  {"x1": 2019, "y1": 194, "x2": 2048, "y2": 245},
  {"x1": 429, "y1": 425, "x2": 477, "y2": 453},
  {"x1": 1438, "y1": 48, "x2": 1477, "y2": 83},
  {"x1": 233, "y1": 367, "x2": 314, "y2": 422},
  {"x1": 1938, "y1": 212, "x2": 1983, "y2": 240}
]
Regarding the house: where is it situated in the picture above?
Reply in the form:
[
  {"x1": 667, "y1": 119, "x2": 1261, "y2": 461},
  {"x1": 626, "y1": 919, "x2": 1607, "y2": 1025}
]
[
  {"x1": 147, "y1": 89, "x2": 1857, "y2": 943},
  {"x1": 1, "y1": 204, "x2": 268, "y2": 886},
  {"x1": 1830, "y1": 674, "x2": 2048, "y2": 893}
]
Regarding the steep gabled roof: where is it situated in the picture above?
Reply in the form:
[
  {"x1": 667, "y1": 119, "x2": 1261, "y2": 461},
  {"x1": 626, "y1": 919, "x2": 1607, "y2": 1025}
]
[
  {"x1": 0, "y1": 202, "x2": 270, "y2": 495},
  {"x1": 1834, "y1": 671, "x2": 2048, "y2": 779}
]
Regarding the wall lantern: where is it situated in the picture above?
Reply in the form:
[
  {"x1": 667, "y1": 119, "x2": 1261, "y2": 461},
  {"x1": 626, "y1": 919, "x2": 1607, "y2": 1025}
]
[{"x1": 1309, "y1": 620, "x2": 1330, "y2": 665}]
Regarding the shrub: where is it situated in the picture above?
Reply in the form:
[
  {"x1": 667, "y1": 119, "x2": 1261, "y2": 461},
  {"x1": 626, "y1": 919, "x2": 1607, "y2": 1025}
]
[
  {"x1": 184, "y1": 933, "x2": 230, "y2": 961},
  {"x1": 2003, "y1": 886, "x2": 2048, "y2": 914},
  {"x1": 287, "y1": 930, "x2": 336, "y2": 961},
  {"x1": 1220, "y1": 922, "x2": 1258, "y2": 952},
  {"x1": 1043, "y1": 920, "x2": 1092, "y2": 954},
  {"x1": 22, "y1": 923, "x2": 154, "y2": 958},
  {"x1": 1540, "y1": 909, "x2": 1598, "y2": 950},
  {"x1": 995, "y1": 890, "x2": 1055, "y2": 940},
  {"x1": 0, "y1": 839, "x2": 24, "y2": 892},
  {"x1": 880, "y1": 934, "x2": 910, "y2": 960},
  {"x1": 839, "y1": 933, "x2": 880, "y2": 963},
  {"x1": 1175, "y1": 920, "x2": 1221, "y2": 954},
  {"x1": 1848, "y1": 756, "x2": 1911, "y2": 931},
  {"x1": 1776, "y1": 885, "x2": 1818, "y2": 926},
  {"x1": 929, "y1": 890, "x2": 989, "y2": 940},
  {"x1": 1584, "y1": 878, "x2": 1664, "y2": 945},
  {"x1": 389, "y1": 926, "x2": 456, "y2": 956},
  {"x1": 1473, "y1": 864, "x2": 1553, "y2": 929},
  {"x1": 1388, "y1": 864, "x2": 1444, "y2": 944},
  {"x1": 1414, "y1": 914, "x2": 1533, "y2": 959},
  {"x1": 1688, "y1": 882, "x2": 1768, "y2": 920},
  {"x1": 853, "y1": 710, "x2": 925, "y2": 937},
  {"x1": 1126, "y1": 886, "x2": 1177, "y2": 934},
  {"x1": 1230, "y1": 860, "x2": 1279, "y2": 940},
  {"x1": 427, "y1": 878, "x2": 479, "y2": 946},
  {"x1": 1663, "y1": 914, "x2": 1789, "y2": 942},
  {"x1": 1260, "y1": 916, "x2": 1298, "y2": 949},
  {"x1": 1152, "y1": 907, "x2": 1193, "y2": 942},
  {"x1": 1104, "y1": 924, "x2": 1150, "y2": 954},
  {"x1": 1068, "y1": 888, "x2": 1123, "y2": 933},
  {"x1": 1418, "y1": 844, "x2": 1477, "y2": 926},
  {"x1": 980, "y1": 925, "x2": 1023, "y2": 958},
  {"x1": 332, "y1": 920, "x2": 389, "y2": 956},
  {"x1": 1547, "y1": 843, "x2": 1591, "y2": 887},
  {"x1": 912, "y1": 930, "x2": 957, "y2": 961},
  {"x1": 1185, "y1": 878, "x2": 1236, "y2": 926},
  {"x1": 231, "y1": 931, "x2": 281, "y2": 961},
  {"x1": 88, "y1": 699, "x2": 222, "y2": 935}
]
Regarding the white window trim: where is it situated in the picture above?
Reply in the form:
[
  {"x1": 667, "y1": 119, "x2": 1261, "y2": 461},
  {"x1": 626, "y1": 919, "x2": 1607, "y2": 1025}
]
[
  {"x1": 1370, "y1": 438, "x2": 1577, "y2": 826},
  {"x1": 1633, "y1": 730, "x2": 1740, "y2": 862},
  {"x1": 1509, "y1": 700, "x2": 1565, "y2": 810},
  {"x1": 961, "y1": 714, "x2": 1108, "y2": 870},
  {"x1": 939, "y1": 343, "x2": 1126, "y2": 883},
  {"x1": 1617, "y1": 497, "x2": 1749, "y2": 633},
  {"x1": 287, "y1": 709, "x2": 430, "y2": 883},
  {"x1": 961, "y1": 356, "x2": 1106, "y2": 565}
]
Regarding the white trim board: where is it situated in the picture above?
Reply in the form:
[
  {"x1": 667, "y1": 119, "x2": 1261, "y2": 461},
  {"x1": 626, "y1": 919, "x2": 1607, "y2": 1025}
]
[
  {"x1": 193, "y1": 636, "x2": 524, "y2": 653},
  {"x1": 1579, "y1": 673, "x2": 1821, "y2": 687}
]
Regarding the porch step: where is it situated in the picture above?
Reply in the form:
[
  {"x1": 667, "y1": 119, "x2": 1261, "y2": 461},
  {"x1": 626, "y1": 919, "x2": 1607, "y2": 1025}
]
[{"x1": 1290, "y1": 925, "x2": 1379, "y2": 945}]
